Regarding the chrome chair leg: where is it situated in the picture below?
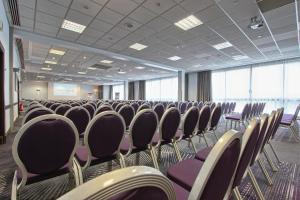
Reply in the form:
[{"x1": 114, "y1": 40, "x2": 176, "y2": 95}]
[
  {"x1": 258, "y1": 158, "x2": 273, "y2": 186},
  {"x1": 232, "y1": 187, "x2": 243, "y2": 200},
  {"x1": 172, "y1": 141, "x2": 182, "y2": 161},
  {"x1": 268, "y1": 142, "x2": 282, "y2": 164},
  {"x1": 248, "y1": 168, "x2": 265, "y2": 200},
  {"x1": 263, "y1": 149, "x2": 278, "y2": 172}
]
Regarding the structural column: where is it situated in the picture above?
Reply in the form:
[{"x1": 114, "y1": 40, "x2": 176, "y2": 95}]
[{"x1": 178, "y1": 70, "x2": 186, "y2": 101}]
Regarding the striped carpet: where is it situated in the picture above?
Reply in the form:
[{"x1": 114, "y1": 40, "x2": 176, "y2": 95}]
[{"x1": 0, "y1": 119, "x2": 299, "y2": 199}]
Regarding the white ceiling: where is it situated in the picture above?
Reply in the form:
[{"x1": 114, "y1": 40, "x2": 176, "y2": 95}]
[{"x1": 15, "y1": 0, "x2": 300, "y2": 84}]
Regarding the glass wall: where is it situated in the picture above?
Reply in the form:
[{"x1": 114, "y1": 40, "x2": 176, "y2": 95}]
[
  {"x1": 112, "y1": 84, "x2": 124, "y2": 100},
  {"x1": 212, "y1": 58, "x2": 300, "y2": 113},
  {"x1": 146, "y1": 77, "x2": 178, "y2": 101}
]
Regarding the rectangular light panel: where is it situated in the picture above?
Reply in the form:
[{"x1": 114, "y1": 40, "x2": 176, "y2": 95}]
[
  {"x1": 232, "y1": 55, "x2": 249, "y2": 60},
  {"x1": 61, "y1": 19, "x2": 86, "y2": 33},
  {"x1": 49, "y1": 49, "x2": 65, "y2": 55},
  {"x1": 174, "y1": 15, "x2": 203, "y2": 31},
  {"x1": 129, "y1": 43, "x2": 148, "y2": 51},
  {"x1": 168, "y1": 56, "x2": 182, "y2": 61},
  {"x1": 41, "y1": 67, "x2": 52, "y2": 71},
  {"x1": 212, "y1": 42, "x2": 233, "y2": 50},
  {"x1": 45, "y1": 60, "x2": 57, "y2": 65}
]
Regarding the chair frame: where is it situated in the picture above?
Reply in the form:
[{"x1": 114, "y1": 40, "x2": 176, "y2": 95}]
[{"x1": 22, "y1": 107, "x2": 55, "y2": 126}]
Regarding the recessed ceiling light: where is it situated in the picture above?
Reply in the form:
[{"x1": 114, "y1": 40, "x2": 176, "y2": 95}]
[
  {"x1": 232, "y1": 55, "x2": 249, "y2": 60},
  {"x1": 106, "y1": 75, "x2": 113, "y2": 77},
  {"x1": 100, "y1": 60, "x2": 113, "y2": 64},
  {"x1": 112, "y1": 56, "x2": 128, "y2": 61},
  {"x1": 83, "y1": 56, "x2": 87, "y2": 59},
  {"x1": 37, "y1": 75, "x2": 45, "y2": 78},
  {"x1": 174, "y1": 15, "x2": 203, "y2": 31},
  {"x1": 52, "y1": 57, "x2": 56, "y2": 60},
  {"x1": 192, "y1": 64, "x2": 202, "y2": 68},
  {"x1": 212, "y1": 42, "x2": 233, "y2": 50},
  {"x1": 129, "y1": 43, "x2": 148, "y2": 51},
  {"x1": 45, "y1": 60, "x2": 57, "y2": 65},
  {"x1": 65, "y1": 78, "x2": 72, "y2": 81},
  {"x1": 49, "y1": 49, "x2": 65, "y2": 55},
  {"x1": 258, "y1": 35, "x2": 262, "y2": 38},
  {"x1": 41, "y1": 67, "x2": 52, "y2": 71},
  {"x1": 61, "y1": 19, "x2": 86, "y2": 33},
  {"x1": 135, "y1": 66, "x2": 145, "y2": 69},
  {"x1": 88, "y1": 67, "x2": 97, "y2": 70},
  {"x1": 168, "y1": 56, "x2": 182, "y2": 61},
  {"x1": 78, "y1": 71, "x2": 87, "y2": 74},
  {"x1": 61, "y1": 63, "x2": 67, "y2": 66},
  {"x1": 118, "y1": 69, "x2": 126, "y2": 74}
]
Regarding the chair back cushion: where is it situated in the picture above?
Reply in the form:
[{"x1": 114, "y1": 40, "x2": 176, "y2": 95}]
[
  {"x1": 154, "y1": 104, "x2": 165, "y2": 121},
  {"x1": 119, "y1": 105, "x2": 135, "y2": 127},
  {"x1": 197, "y1": 106, "x2": 211, "y2": 134},
  {"x1": 160, "y1": 108, "x2": 181, "y2": 141},
  {"x1": 65, "y1": 107, "x2": 90, "y2": 135},
  {"x1": 183, "y1": 107, "x2": 199, "y2": 137}
]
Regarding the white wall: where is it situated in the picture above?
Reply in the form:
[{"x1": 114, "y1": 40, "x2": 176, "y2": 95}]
[
  {"x1": 188, "y1": 72, "x2": 198, "y2": 101},
  {"x1": 21, "y1": 81, "x2": 48, "y2": 100},
  {"x1": 21, "y1": 81, "x2": 98, "y2": 100}
]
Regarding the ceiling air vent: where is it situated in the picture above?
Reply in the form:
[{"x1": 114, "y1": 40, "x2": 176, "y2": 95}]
[
  {"x1": 7, "y1": 0, "x2": 20, "y2": 25},
  {"x1": 89, "y1": 64, "x2": 112, "y2": 70},
  {"x1": 257, "y1": 0, "x2": 294, "y2": 13}
]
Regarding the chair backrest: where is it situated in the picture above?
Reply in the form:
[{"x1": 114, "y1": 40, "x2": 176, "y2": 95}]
[
  {"x1": 221, "y1": 102, "x2": 226, "y2": 114},
  {"x1": 153, "y1": 103, "x2": 165, "y2": 121},
  {"x1": 159, "y1": 108, "x2": 181, "y2": 142},
  {"x1": 232, "y1": 119, "x2": 260, "y2": 188},
  {"x1": 250, "y1": 114, "x2": 269, "y2": 166},
  {"x1": 13, "y1": 114, "x2": 79, "y2": 188},
  {"x1": 26, "y1": 104, "x2": 43, "y2": 113},
  {"x1": 181, "y1": 106, "x2": 199, "y2": 138},
  {"x1": 65, "y1": 106, "x2": 91, "y2": 135},
  {"x1": 292, "y1": 104, "x2": 300, "y2": 121},
  {"x1": 210, "y1": 102, "x2": 216, "y2": 111},
  {"x1": 49, "y1": 103, "x2": 61, "y2": 111},
  {"x1": 189, "y1": 130, "x2": 241, "y2": 200},
  {"x1": 208, "y1": 105, "x2": 222, "y2": 130},
  {"x1": 55, "y1": 104, "x2": 72, "y2": 115},
  {"x1": 112, "y1": 102, "x2": 119, "y2": 110},
  {"x1": 57, "y1": 166, "x2": 176, "y2": 200},
  {"x1": 118, "y1": 105, "x2": 135, "y2": 128},
  {"x1": 193, "y1": 101, "x2": 198, "y2": 107},
  {"x1": 130, "y1": 102, "x2": 139, "y2": 113},
  {"x1": 83, "y1": 104, "x2": 95, "y2": 119},
  {"x1": 180, "y1": 102, "x2": 187, "y2": 114},
  {"x1": 198, "y1": 101, "x2": 204, "y2": 110},
  {"x1": 166, "y1": 103, "x2": 176, "y2": 109},
  {"x1": 83, "y1": 111, "x2": 125, "y2": 168},
  {"x1": 22, "y1": 108, "x2": 54, "y2": 125},
  {"x1": 186, "y1": 102, "x2": 193, "y2": 110},
  {"x1": 241, "y1": 104, "x2": 249, "y2": 120},
  {"x1": 271, "y1": 108, "x2": 284, "y2": 138},
  {"x1": 129, "y1": 109, "x2": 158, "y2": 148},
  {"x1": 95, "y1": 105, "x2": 113, "y2": 115},
  {"x1": 137, "y1": 103, "x2": 150, "y2": 112},
  {"x1": 115, "y1": 103, "x2": 125, "y2": 112},
  {"x1": 197, "y1": 105, "x2": 211, "y2": 134}
]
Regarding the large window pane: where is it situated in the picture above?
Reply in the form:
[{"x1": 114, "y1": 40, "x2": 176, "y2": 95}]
[
  {"x1": 113, "y1": 84, "x2": 124, "y2": 100},
  {"x1": 212, "y1": 71, "x2": 226, "y2": 101},
  {"x1": 146, "y1": 77, "x2": 178, "y2": 101}
]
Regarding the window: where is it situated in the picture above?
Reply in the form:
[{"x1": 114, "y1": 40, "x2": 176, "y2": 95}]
[
  {"x1": 212, "y1": 71, "x2": 225, "y2": 101},
  {"x1": 113, "y1": 84, "x2": 124, "y2": 100},
  {"x1": 146, "y1": 77, "x2": 178, "y2": 101}
]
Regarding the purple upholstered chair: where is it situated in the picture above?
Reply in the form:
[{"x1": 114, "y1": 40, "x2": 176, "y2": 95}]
[
  {"x1": 65, "y1": 106, "x2": 91, "y2": 138},
  {"x1": 224, "y1": 102, "x2": 230, "y2": 115},
  {"x1": 166, "y1": 129, "x2": 241, "y2": 199},
  {"x1": 137, "y1": 103, "x2": 150, "y2": 112},
  {"x1": 186, "y1": 102, "x2": 193, "y2": 111},
  {"x1": 55, "y1": 104, "x2": 71, "y2": 116},
  {"x1": 83, "y1": 103, "x2": 95, "y2": 119},
  {"x1": 26, "y1": 104, "x2": 43, "y2": 113},
  {"x1": 280, "y1": 104, "x2": 300, "y2": 141},
  {"x1": 166, "y1": 103, "x2": 176, "y2": 109},
  {"x1": 95, "y1": 104, "x2": 113, "y2": 115},
  {"x1": 118, "y1": 105, "x2": 135, "y2": 129},
  {"x1": 49, "y1": 103, "x2": 61, "y2": 111},
  {"x1": 193, "y1": 101, "x2": 198, "y2": 107},
  {"x1": 180, "y1": 102, "x2": 187, "y2": 114},
  {"x1": 198, "y1": 101, "x2": 203, "y2": 110},
  {"x1": 153, "y1": 103, "x2": 165, "y2": 122},
  {"x1": 75, "y1": 111, "x2": 126, "y2": 171},
  {"x1": 57, "y1": 166, "x2": 177, "y2": 200},
  {"x1": 12, "y1": 114, "x2": 82, "y2": 199},
  {"x1": 195, "y1": 105, "x2": 211, "y2": 147},
  {"x1": 210, "y1": 102, "x2": 216, "y2": 111},
  {"x1": 152, "y1": 107, "x2": 181, "y2": 162},
  {"x1": 70, "y1": 102, "x2": 81, "y2": 107},
  {"x1": 22, "y1": 108, "x2": 55, "y2": 125},
  {"x1": 112, "y1": 102, "x2": 119, "y2": 110},
  {"x1": 115, "y1": 103, "x2": 125, "y2": 112},
  {"x1": 206, "y1": 105, "x2": 222, "y2": 141},
  {"x1": 226, "y1": 103, "x2": 250, "y2": 129},
  {"x1": 175, "y1": 106, "x2": 199, "y2": 157},
  {"x1": 130, "y1": 102, "x2": 139, "y2": 113},
  {"x1": 120, "y1": 109, "x2": 159, "y2": 169}
]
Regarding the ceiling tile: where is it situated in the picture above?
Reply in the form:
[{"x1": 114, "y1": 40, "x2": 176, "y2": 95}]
[
  {"x1": 70, "y1": 0, "x2": 103, "y2": 17},
  {"x1": 180, "y1": 0, "x2": 213, "y2": 13},
  {"x1": 146, "y1": 17, "x2": 171, "y2": 32},
  {"x1": 19, "y1": 5, "x2": 35, "y2": 19},
  {"x1": 35, "y1": 22, "x2": 60, "y2": 34},
  {"x1": 128, "y1": 6, "x2": 156, "y2": 24},
  {"x1": 36, "y1": 11, "x2": 64, "y2": 27},
  {"x1": 82, "y1": 27, "x2": 106, "y2": 38},
  {"x1": 65, "y1": 9, "x2": 94, "y2": 25},
  {"x1": 57, "y1": 29, "x2": 80, "y2": 41},
  {"x1": 143, "y1": 0, "x2": 176, "y2": 15},
  {"x1": 18, "y1": 0, "x2": 36, "y2": 9},
  {"x1": 89, "y1": 19, "x2": 114, "y2": 32},
  {"x1": 96, "y1": 7, "x2": 125, "y2": 25},
  {"x1": 36, "y1": 0, "x2": 68, "y2": 18},
  {"x1": 162, "y1": 5, "x2": 188, "y2": 23},
  {"x1": 106, "y1": 0, "x2": 139, "y2": 15}
]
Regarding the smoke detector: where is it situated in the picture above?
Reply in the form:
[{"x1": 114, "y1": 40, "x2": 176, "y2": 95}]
[{"x1": 248, "y1": 16, "x2": 264, "y2": 30}]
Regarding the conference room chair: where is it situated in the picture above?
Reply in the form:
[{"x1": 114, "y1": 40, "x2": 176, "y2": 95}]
[
  {"x1": 120, "y1": 109, "x2": 159, "y2": 169},
  {"x1": 55, "y1": 104, "x2": 72, "y2": 115},
  {"x1": 179, "y1": 102, "x2": 187, "y2": 114},
  {"x1": 279, "y1": 104, "x2": 300, "y2": 141},
  {"x1": 137, "y1": 103, "x2": 150, "y2": 112},
  {"x1": 205, "y1": 105, "x2": 222, "y2": 142},
  {"x1": 49, "y1": 103, "x2": 61, "y2": 111},
  {"x1": 175, "y1": 106, "x2": 199, "y2": 158},
  {"x1": 130, "y1": 102, "x2": 139, "y2": 113},
  {"x1": 82, "y1": 103, "x2": 95, "y2": 119},
  {"x1": 75, "y1": 111, "x2": 126, "y2": 174},
  {"x1": 25, "y1": 103, "x2": 43, "y2": 113},
  {"x1": 65, "y1": 106, "x2": 91, "y2": 138},
  {"x1": 95, "y1": 104, "x2": 113, "y2": 115},
  {"x1": 192, "y1": 101, "x2": 198, "y2": 107},
  {"x1": 115, "y1": 103, "x2": 125, "y2": 112},
  {"x1": 166, "y1": 102, "x2": 176, "y2": 109},
  {"x1": 111, "y1": 102, "x2": 119, "y2": 110},
  {"x1": 152, "y1": 107, "x2": 181, "y2": 163},
  {"x1": 210, "y1": 102, "x2": 216, "y2": 111},
  {"x1": 226, "y1": 103, "x2": 250, "y2": 129},
  {"x1": 153, "y1": 103, "x2": 165, "y2": 122},
  {"x1": 118, "y1": 104, "x2": 135, "y2": 129},
  {"x1": 12, "y1": 114, "x2": 82, "y2": 200},
  {"x1": 166, "y1": 129, "x2": 241, "y2": 199},
  {"x1": 195, "y1": 105, "x2": 211, "y2": 147},
  {"x1": 22, "y1": 107, "x2": 54, "y2": 125},
  {"x1": 198, "y1": 101, "x2": 203, "y2": 110},
  {"x1": 186, "y1": 102, "x2": 193, "y2": 111}
]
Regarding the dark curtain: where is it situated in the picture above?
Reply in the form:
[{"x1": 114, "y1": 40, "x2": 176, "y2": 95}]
[
  {"x1": 138, "y1": 80, "x2": 145, "y2": 100},
  {"x1": 197, "y1": 71, "x2": 212, "y2": 102},
  {"x1": 185, "y1": 73, "x2": 189, "y2": 101},
  {"x1": 109, "y1": 85, "x2": 113, "y2": 100},
  {"x1": 98, "y1": 85, "x2": 103, "y2": 99},
  {"x1": 128, "y1": 82, "x2": 135, "y2": 100}
]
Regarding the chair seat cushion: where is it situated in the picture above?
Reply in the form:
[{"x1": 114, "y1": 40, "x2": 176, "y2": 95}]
[
  {"x1": 225, "y1": 113, "x2": 241, "y2": 120},
  {"x1": 173, "y1": 181, "x2": 189, "y2": 200},
  {"x1": 282, "y1": 114, "x2": 293, "y2": 121},
  {"x1": 167, "y1": 158, "x2": 203, "y2": 191},
  {"x1": 175, "y1": 129, "x2": 183, "y2": 139},
  {"x1": 119, "y1": 136, "x2": 139, "y2": 153},
  {"x1": 195, "y1": 147, "x2": 213, "y2": 161},
  {"x1": 280, "y1": 118, "x2": 293, "y2": 126},
  {"x1": 75, "y1": 146, "x2": 116, "y2": 167}
]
